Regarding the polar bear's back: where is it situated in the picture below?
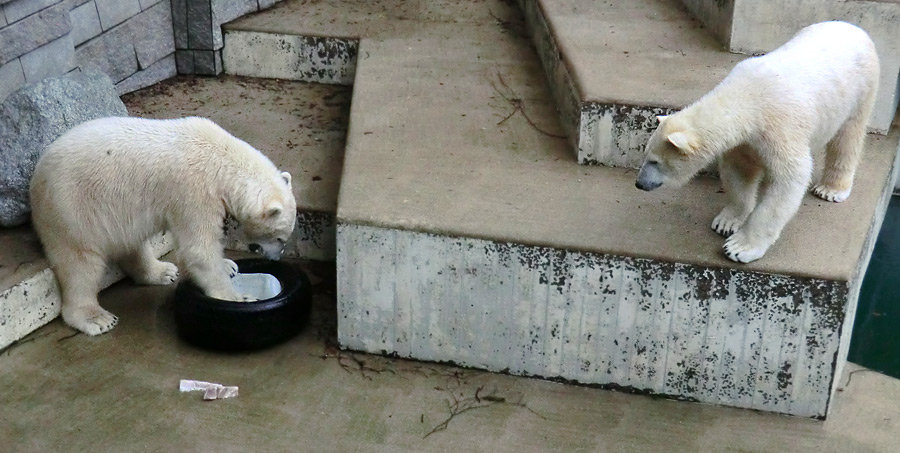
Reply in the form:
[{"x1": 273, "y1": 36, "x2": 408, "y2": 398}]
[
  {"x1": 715, "y1": 21, "x2": 879, "y2": 146},
  {"x1": 30, "y1": 116, "x2": 269, "y2": 254}
]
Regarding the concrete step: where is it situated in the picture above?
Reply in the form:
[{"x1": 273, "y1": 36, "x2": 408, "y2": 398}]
[
  {"x1": 225, "y1": 0, "x2": 900, "y2": 418},
  {"x1": 0, "y1": 227, "x2": 172, "y2": 350},
  {"x1": 520, "y1": 0, "x2": 745, "y2": 167},
  {"x1": 122, "y1": 75, "x2": 351, "y2": 261},
  {"x1": 680, "y1": 0, "x2": 900, "y2": 134}
]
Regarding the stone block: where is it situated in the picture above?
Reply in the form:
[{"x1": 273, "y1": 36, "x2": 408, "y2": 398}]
[
  {"x1": 69, "y1": 0, "x2": 102, "y2": 46},
  {"x1": 0, "y1": 2, "x2": 70, "y2": 65},
  {"x1": 0, "y1": 68, "x2": 126, "y2": 227},
  {"x1": 75, "y1": 23, "x2": 139, "y2": 82},
  {"x1": 0, "y1": 5, "x2": 6, "y2": 25},
  {"x1": 193, "y1": 49, "x2": 222, "y2": 75},
  {"x1": 186, "y1": 0, "x2": 213, "y2": 49},
  {"x1": 132, "y1": 0, "x2": 173, "y2": 68},
  {"x1": 258, "y1": 0, "x2": 280, "y2": 9},
  {"x1": 171, "y1": 0, "x2": 187, "y2": 48},
  {"x1": 94, "y1": 0, "x2": 139, "y2": 30},
  {"x1": 115, "y1": 52, "x2": 175, "y2": 95},
  {"x1": 139, "y1": 0, "x2": 164, "y2": 9},
  {"x1": 21, "y1": 34, "x2": 75, "y2": 83},
  {"x1": 0, "y1": 58, "x2": 24, "y2": 103},
  {"x1": 175, "y1": 49, "x2": 193, "y2": 73},
  {"x1": 2, "y1": 0, "x2": 60, "y2": 24}
]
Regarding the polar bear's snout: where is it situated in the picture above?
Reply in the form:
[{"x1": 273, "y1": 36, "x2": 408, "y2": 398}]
[
  {"x1": 248, "y1": 240, "x2": 285, "y2": 261},
  {"x1": 635, "y1": 161, "x2": 663, "y2": 191}
]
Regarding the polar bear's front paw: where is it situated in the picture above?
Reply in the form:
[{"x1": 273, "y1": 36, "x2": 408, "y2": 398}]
[
  {"x1": 241, "y1": 294, "x2": 258, "y2": 302},
  {"x1": 811, "y1": 184, "x2": 851, "y2": 203},
  {"x1": 723, "y1": 232, "x2": 769, "y2": 263},
  {"x1": 223, "y1": 259, "x2": 239, "y2": 278},
  {"x1": 63, "y1": 305, "x2": 118, "y2": 336},
  {"x1": 711, "y1": 209, "x2": 745, "y2": 237},
  {"x1": 143, "y1": 261, "x2": 179, "y2": 285}
]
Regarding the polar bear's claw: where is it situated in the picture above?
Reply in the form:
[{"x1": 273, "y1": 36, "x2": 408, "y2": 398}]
[
  {"x1": 63, "y1": 306, "x2": 118, "y2": 336},
  {"x1": 711, "y1": 210, "x2": 745, "y2": 237},
  {"x1": 141, "y1": 261, "x2": 179, "y2": 285},
  {"x1": 223, "y1": 259, "x2": 239, "y2": 278},
  {"x1": 811, "y1": 184, "x2": 851, "y2": 203},
  {"x1": 723, "y1": 233, "x2": 768, "y2": 264}
]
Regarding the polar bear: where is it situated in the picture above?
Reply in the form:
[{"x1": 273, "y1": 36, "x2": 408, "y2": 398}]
[
  {"x1": 635, "y1": 21, "x2": 879, "y2": 263},
  {"x1": 30, "y1": 116, "x2": 296, "y2": 335}
]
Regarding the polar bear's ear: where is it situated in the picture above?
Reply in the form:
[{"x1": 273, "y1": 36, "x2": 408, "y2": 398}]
[
  {"x1": 656, "y1": 115, "x2": 669, "y2": 123},
  {"x1": 281, "y1": 171, "x2": 292, "y2": 187},
  {"x1": 265, "y1": 202, "x2": 283, "y2": 218},
  {"x1": 667, "y1": 131, "x2": 697, "y2": 154}
]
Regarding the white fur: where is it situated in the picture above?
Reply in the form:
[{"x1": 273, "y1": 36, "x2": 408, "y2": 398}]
[
  {"x1": 30, "y1": 117, "x2": 296, "y2": 335},
  {"x1": 635, "y1": 21, "x2": 879, "y2": 263}
]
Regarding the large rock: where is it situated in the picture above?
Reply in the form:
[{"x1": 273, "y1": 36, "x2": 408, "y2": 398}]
[{"x1": 0, "y1": 68, "x2": 127, "y2": 227}]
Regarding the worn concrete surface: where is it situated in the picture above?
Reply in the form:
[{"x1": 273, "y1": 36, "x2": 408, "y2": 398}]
[
  {"x1": 225, "y1": 0, "x2": 521, "y2": 38},
  {"x1": 1, "y1": 262, "x2": 899, "y2": 451}
]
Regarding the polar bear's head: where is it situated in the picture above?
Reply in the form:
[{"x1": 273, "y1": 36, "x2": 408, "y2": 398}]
[
  {"x1": 232, "y1": 171, "x2": 297, "y2": 261},
  {"x1": 635, "y1": 114, "x2": 717, "y2": 191}
]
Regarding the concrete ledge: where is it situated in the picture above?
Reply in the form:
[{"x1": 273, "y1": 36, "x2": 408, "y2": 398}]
[
  {"x1": 338, "y1": 223, "x2": 857, "y2": 418},
  {"x1": 0, "y1": 231, "x2": 172, "y2": 350},
  {"x1": 222, "y1": 30, "x2": 356, "y2": 84}
]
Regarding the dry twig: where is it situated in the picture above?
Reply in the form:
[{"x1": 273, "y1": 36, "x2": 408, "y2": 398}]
[
  {"x1": 488, "y1": 72, "x2": 566, "y2": 139},
  {"x1": 424, "y1": 385, "x2": 546, "y2": 438}
]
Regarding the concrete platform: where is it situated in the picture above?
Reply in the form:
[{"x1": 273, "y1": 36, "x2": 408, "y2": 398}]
[
  {"x1": 122, "y1": 75, "x2": 351, "y2": 261},
  {"x1": 4, "y1": 264, "x2": 900, "y2": 451},
  {"x1": 680, "y1": 0, "x2": 900, "y2": 134},
  {"x1": 222, "y1": 0, "x2": 900, "y2": 417}
]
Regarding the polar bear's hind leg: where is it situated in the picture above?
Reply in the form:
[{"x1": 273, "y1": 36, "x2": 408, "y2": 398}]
[
  {"x1": 53, "y1": 247, "x2": 118, "y2": 336},
  {"x1": 812, "y1": 88, "x2": 876, "y2": 203}
]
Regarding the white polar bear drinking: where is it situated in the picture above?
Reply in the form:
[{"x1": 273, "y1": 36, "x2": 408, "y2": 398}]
[
  {"x1": 30, "y1": 116, "x2": 296, "y2": 335},
  {"x1": 635, "y1": 21, "x2": 879, "y2": 264}
]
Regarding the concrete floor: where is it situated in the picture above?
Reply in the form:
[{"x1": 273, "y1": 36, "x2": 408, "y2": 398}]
[{"x1": 1, "y1": 262, "x2": 900, "y2": 451}]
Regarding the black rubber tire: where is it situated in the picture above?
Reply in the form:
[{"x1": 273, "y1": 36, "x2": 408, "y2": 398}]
[{"x1": 174, "y1": 258, "x2": 312, "y2": 351}]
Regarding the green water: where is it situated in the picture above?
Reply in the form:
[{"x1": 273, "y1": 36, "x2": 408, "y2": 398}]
[{"x1": 848, "y1": 196, "x2": 900, "y2": 379}]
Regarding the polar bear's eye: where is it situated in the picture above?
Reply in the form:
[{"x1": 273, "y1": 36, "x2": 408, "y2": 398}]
[{"x1": 277, "y1": 238, "x2": 285, "y2": 243}]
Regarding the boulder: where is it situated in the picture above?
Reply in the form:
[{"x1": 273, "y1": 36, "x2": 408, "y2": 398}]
[{"x1": 0, "y1": 68, "x2": 127, "y2": 227}]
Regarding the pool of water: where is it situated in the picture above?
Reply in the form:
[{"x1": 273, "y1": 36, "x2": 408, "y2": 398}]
[{"x1": 849, "y1": 195, "x2": 900, "y2": 379}]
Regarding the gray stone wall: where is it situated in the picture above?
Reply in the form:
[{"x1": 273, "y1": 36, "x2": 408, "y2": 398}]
[
  {"x1": 0, "y1": 0, "x2": 175, "y2": 103},
  {"x1": 0, "y1": 0, "x2": 282, "y2": 103}
]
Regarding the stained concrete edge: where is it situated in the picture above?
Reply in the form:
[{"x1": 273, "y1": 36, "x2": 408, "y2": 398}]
[
  {"x1": 222, "y1": 30, "x2": 357, "y2": 84},
  {"x1": 0, "y1": 232, "x2": 173, "y2": 350},
  {"x1": 337, "y1": 222, "x2": 850, "y2": 418}
]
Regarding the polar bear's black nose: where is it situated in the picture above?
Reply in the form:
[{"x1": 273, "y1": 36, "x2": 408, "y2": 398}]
[{"x1": 248, "y1": 243, "x2": 262, "y2": 253}]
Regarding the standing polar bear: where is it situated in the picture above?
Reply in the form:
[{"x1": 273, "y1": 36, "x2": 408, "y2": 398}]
[
  {"x1": 30, "y1": 117, "x2": 296, "y2": 335},
  {"x1": 635, "y1": 21, "x2": 879, "y2": 263}
]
